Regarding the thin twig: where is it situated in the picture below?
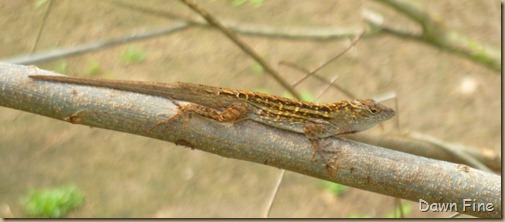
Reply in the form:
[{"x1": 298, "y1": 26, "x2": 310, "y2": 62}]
[
  {"x1": 344, "y1": 133, "x2": 499, "y2": 173},
  {"x1": 279, "y1": 32, "x2": 365, "y2": 99},
  {"x1": 5, "y1": 1, "x2": 369, "y2": 65},
  {"x1": 288, "y1": 31, "x2": 365, "y2": 89},
  {"x1": 309, "y1": 31, "x2": 365, "y2": 77},
  {"x1": 395, "y1": 198, "x2": 404, "y2": 218},
  {"x1": 178, "y1": 0, "x2": 301, "y2": 100},
  {"x1": 315, "y1": 76, "x2": 342, "y2": 101},
  {"x1": 109, "y1": 0, "x2": 365, "y2": 41},
  {"x1": 30, "y1": 0, "x2": 53, "y2": 53},
  {"x1": 279, "y1": 61, "x2": 356, "y2": 99},
  {"x1": 262, "y1": 170, "x2": 285, "y2": 218},
  {"x1": 107, "y1": 0, "x2": 191, "y2": 22},
  {"x1": 3, "y1": 23, "x2": 190, "y2": 65},
  {"x1": 371, "y1": 0, "x2": 500, "y2": 72},
  {"x1": 449, "y1": 212, "x2": 461, "y2": 218},
  {"x1": 408, "y1": 132, "x2": 493, "y2": 173}
]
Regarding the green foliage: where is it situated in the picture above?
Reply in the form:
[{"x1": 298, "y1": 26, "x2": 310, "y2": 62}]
[
  {"x1": 21, "y1": 185, "x2": 84, "y2": 218},
  {"x1": 253, "y1": 88, "x2": 313, "y2": 102},
  {"x1": 347, "y1": 213, "x2": 371, "y2": 218},
  {"x1": 281, "y1": 92, "x2": 293, "y2": 99},
  {"x1": 321, "y1": 181, "x2": 348, "y2": 196},
  {"x1": 299, "y1": 91, "x2": 314, "y2": 102},
  {"x1": 120, "y1": 46, "x2": 146, "y2": 64},
  {"x1": 85, "y1": 60, "x2": 102, "y2": 76},
  {"x1": 282, "y1": 90, "x2": 314, "y2": 102},
  {"x1": 383, "y1": 202, "x2": 412, "y2": 218},
  {"x1": 466, "y1": 38, "x2": 498, "y2": 70},
  {"x1": 253, "y1": 88, "x2": 271, "y2": 94},
  {"x1": 33, "y1": 0, "x2": 48, "y2": 9},
  {"x1": 51, "y1": 60, "x2": 68, "y2": 74},
  {"x1": 249, "y1": 63, "x2": 264, "y2": 75},
  {"x1": 231, "y1": 0, "x2": 264, "y2": 7}
]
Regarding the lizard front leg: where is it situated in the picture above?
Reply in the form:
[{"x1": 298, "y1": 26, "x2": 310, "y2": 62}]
[{"x1": 304, "y1": 123, "x2": 337, "y2": 172}]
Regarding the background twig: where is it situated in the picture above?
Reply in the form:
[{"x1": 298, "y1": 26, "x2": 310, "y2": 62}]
[{"x1": 370, "y1": 0, "x2": 500, "y2": 72}]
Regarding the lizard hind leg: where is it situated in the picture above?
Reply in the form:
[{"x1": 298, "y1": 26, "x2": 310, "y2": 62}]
[
  {"x1": 147, "y1": 98, "x2": 187, "y2": 131},
  {"x1": 149, "y1": 103, "x2": 248, "y2": 131},
  {"x1": 183, "y1": 104, "x2": 248, "y2": 122}
]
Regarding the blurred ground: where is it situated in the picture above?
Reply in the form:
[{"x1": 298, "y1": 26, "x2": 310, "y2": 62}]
[{"x1": 0, "y1": 0, "x2": 500, "y2": 218}]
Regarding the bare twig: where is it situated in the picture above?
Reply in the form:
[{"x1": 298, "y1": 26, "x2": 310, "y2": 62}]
[
  {"x1": 279, "y1": 61, "x2": 355, "y2": 99},
  {"x1": 369, "y1": 0, "x2": 500, "y2": 72},
  {"x1": 178, "y1": 0, "x2": 301, "y2": 99},
  {"x1": 449, "y1": 212, "x2": 462, "y2": 218},
  {"x1": 408, "y1": 132, "x2": 494, "y2": 173},
  {"x1": 30, "y1": 0, "x2": 53, "y2": 53},
  {"x1": 306, "y1": 31, "x2": 365, "y2": 79},
  {"x1": 2, "y1": 23, "x2": 190, "y2": 65},
  {"x1": 109, "y1": 0, "x2": 365, "y2": 41},
  {"x1": 279, "y1": 32, "x2": 365, "y2": 99},
  {"x1": 262, "y1": 170, "x2": 285, "y2": 218},
  {"x1": 114, "y1": 0, "x2": 501, "y2": 72},
  {"x1": 395, "y1": 198, "x2": 404, "y2": 218},
  {"x1": 344, "y1": 133, "x2": 500, "y2": 173}
]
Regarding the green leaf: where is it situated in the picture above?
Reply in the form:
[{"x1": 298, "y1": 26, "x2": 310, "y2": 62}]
[
  {"x1": 120, "y1": 46, "x2": 146, "y2": 64},
  {"x1": 52, "y1": 60, "x2": 68, "y2": 74},
  {"x1": 347, "y1": 213, "x2": 371, "y2": 218},
  {"x1": 232, "y1": 0, "x2": 247, "y2": 6},
  {"x1": 281, "y1": 92, "x2": 294, "y2": 99},
  {"x1": 300, "y1": 91, "x2": 314, "y2": 102},
  {"x1": 33, "y1": 0, "x2": 48, "y2": 9},
  {"x1": 383, "y1": 202, "x2": 412, "y2": 218},
  {"x1": 85, "y1": 60, "x2": 101, "y2": 76},
  {"x1": 249, "y1": 63, "x2": 264, "y2": 75},
  {"x1": 253, "y1": 88, "x2": 271, "y2": 94},
  {"x1": 21, "y1": 185, "x2": 84, "y2": 218},
  {"x1": 321, "y1": 181, "x2": 348, "y2": 196},
  {"x1": 250, "y1": 0, "x2": 264, "y2": 7},
  {"x1": 231, "y1": 0, "x2": 264, "y2": 7},
  {"x1": 281, "y1": 90, "x2": 314, "y2": 102}
]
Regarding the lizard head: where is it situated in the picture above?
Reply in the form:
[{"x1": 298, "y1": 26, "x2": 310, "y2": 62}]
[{"x1": 328, "y1": 99, "x2": 396, "y2": 134}]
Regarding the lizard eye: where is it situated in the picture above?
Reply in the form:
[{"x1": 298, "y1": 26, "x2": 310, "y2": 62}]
[{"x1": 370, "y1": 107, "x2": 379, "y2": 114}]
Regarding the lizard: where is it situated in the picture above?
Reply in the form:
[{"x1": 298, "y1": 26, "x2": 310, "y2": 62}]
[{"x1": 29, "y1": 75, "x2": 396, "y2": 170}]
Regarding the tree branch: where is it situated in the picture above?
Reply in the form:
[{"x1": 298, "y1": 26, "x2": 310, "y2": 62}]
[
  {"x1": 371, "y1": 0, "x2": 500, "y2": 72},
  {"x1": 2, "y1": 23, "x2": 190, "y2": 65},
  {"x1": 0, "y1": 63, "x2": 500, "y2": 218},
  {"x1": 108, "y1": 0, "x2": 365, "y2": 41},
  {"x1": 345, "y1": 133, "x2": 500, "y2": 173},
  {"x1": 1, "y1": 19, "x2": 362, "y2": 66}
]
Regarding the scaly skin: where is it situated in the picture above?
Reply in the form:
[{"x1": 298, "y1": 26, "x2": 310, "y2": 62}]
[{"x1": 29, "y1": 75, "x2": 396, "y2": 171}]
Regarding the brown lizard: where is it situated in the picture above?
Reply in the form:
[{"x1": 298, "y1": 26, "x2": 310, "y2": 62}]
[{"x1": 29, "y1": 75, "x2": 396, "y2": 170}]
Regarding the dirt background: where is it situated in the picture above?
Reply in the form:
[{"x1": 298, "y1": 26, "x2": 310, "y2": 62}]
[{"x1": 0, "y1": 0, "x2": 501, "y2": 218}]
